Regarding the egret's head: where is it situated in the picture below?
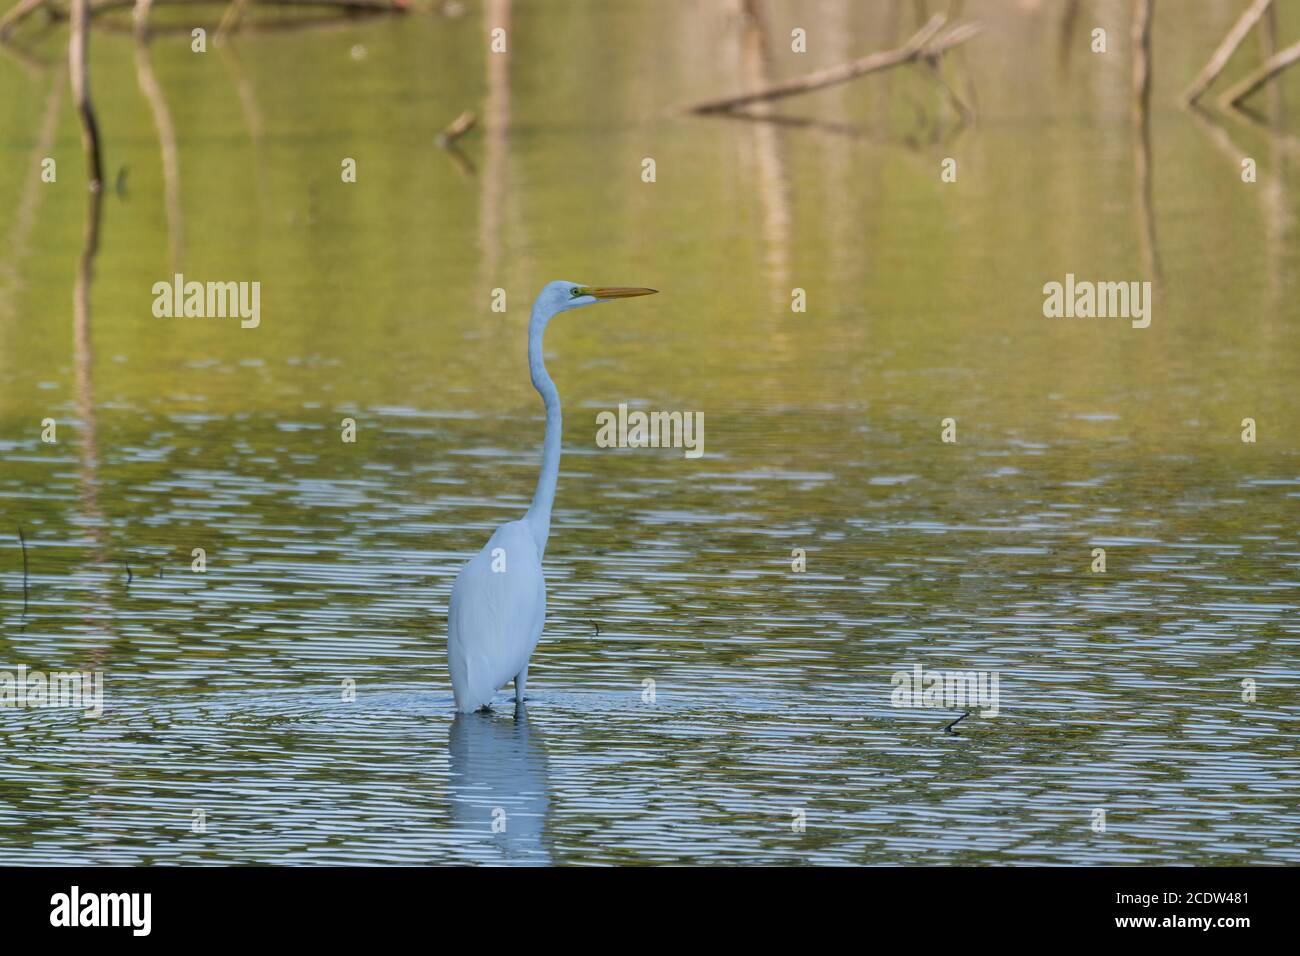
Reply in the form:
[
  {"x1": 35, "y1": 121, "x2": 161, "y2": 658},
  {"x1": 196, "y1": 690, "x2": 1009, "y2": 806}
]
[{"x1": 539, "y1": 280, "x2": 658, "y2": 316}]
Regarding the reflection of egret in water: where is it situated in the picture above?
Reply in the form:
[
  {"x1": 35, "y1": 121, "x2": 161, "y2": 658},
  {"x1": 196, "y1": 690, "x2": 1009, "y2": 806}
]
[{"x1": 447, "y1": 705, "x2": 550, "y2": 865}]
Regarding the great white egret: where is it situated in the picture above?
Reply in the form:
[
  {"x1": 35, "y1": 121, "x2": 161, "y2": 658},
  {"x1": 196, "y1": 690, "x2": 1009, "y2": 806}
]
[{"x1": 447, "y1": 281, "x2": 658, "y2": 712}]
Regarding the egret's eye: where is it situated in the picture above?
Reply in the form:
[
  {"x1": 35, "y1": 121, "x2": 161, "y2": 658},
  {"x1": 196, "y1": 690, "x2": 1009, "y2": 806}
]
[{"x1": 570, "y1": 287, "x2": 582, "y2": 297}]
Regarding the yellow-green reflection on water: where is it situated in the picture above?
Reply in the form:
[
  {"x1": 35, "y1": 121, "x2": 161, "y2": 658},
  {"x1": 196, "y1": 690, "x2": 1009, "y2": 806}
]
[{"x1": 0, "y1": 2, "x2": 1297, "y2": 864}]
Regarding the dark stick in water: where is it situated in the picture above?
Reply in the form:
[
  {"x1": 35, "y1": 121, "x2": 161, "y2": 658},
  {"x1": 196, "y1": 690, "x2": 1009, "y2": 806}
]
[{"x1": 943, "y1": 710, "x2": 971, "y2": 735}]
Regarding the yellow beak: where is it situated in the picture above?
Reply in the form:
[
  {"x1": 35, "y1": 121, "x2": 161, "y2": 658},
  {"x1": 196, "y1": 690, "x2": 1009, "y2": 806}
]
[{"x1": 585, "y1": 286, "x2": 658, "y2": 300}]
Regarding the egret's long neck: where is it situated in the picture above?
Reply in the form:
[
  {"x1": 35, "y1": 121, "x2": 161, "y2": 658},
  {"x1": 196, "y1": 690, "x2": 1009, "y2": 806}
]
[{"x1": 524, "y1": 302, "x2": 561, "y2": 555}]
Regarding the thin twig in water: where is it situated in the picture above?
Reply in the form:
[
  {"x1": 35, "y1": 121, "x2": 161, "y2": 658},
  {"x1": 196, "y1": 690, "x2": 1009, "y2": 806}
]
[
  {"x1": 943, "y1": 710, "x2": 971, "y2": 734},
  {"x1": 124, "y1": 561, "x2": 132, "y2": 585},
  {"x1": 435, "y1": 110, "x2": 476, "y2": 148}
]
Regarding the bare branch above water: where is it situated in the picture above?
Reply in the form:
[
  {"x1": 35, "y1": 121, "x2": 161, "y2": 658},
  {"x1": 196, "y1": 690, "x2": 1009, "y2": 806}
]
[
  {"x1": 1218, "y1": 35, "x2": 1300, "y2": 108},
  {"x1": 1182, "y1": 0, "x2": 1273, "y2": 104},
  {"x1": 684, "y1": 13, "x2": 983, "y2": 116},
  {"x1": 68, "y1": 0, "x2": 102, "y2": 193}
]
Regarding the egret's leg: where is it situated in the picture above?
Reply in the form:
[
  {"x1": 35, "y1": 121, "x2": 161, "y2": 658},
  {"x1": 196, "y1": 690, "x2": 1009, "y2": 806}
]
[{"x1": 515, "y1": 666, "x2": 528, "y2": 702}]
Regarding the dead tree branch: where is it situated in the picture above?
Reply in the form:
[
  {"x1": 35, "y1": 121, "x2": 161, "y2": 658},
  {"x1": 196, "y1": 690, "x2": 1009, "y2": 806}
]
[
  {"x1": 686, "y1": 14, "x2": 983, "y2": 115},
  {"x1": 68, "y1": 0, "x2": 103, "y2": 192},
  {"x1": 1183, "y1": 0, "x2": 1273, "y2": 104},
  {"x1": 436, "y1": 110, "x2": 476, "y2": 147},
  {"x1": 1219, "y1": 35, "x2": 1300, "y2": 108},
  {"x1": 0, "y1": 0, "x2": 49, "y2": 40}
]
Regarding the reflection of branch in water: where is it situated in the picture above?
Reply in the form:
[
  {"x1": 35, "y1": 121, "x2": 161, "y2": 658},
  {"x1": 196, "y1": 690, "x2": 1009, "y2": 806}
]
[
  {"x1": 70, "y1": 4, "x2": 110, "y2": 658},
  {"x1": 0, "y1": 0, "x2": 406, "y2": 43},
  {"x1": 1255, "y1": 3, "x2": 1288, "y2": 312},
  {"x1": 1220, "y1": 99, "x2": 1300, "y2": 156},
  {"x1": 75, "y1": 198, "x2": 104, "y2": 495},
  {"x1": 1057, "y1": 0, "x2": 1079, "y2": 75},
  {"x1": 75, "y1": 189, "x2": 102, "y2": 480},
  {"x1": 72, "y1": 0, "x2": 105, "y2": 567},
  {"x1": 735, "y1": 0, "x2": 790, "y2": 293},
  {"x1": 923, "y1": 54, "x2": 975, "y2": 125},
  {"x1": 1131, "y1": 0, "x2": 1153, "y2": 119},
  {"x1": 706, "y1": 102, "x2": 966, "y2": 151},
  {"x1": 1199, "y1": 103, "x2": 1295, "y2": 315},
  {"x1": 132, "y1": 9, "x2": 184, "y2": 270},
  {"x1": 18, "y1": 526, "x2": 29, "y2": 615},
  {"x1": 67, "y1": 109, "x2": 121, "y2": 824},
  {"x1": 84, "y1": 0, "x2": 407, "y2": 14},
  {"x1": 215, "y1": 0, "x2": 250, "y2": 41},
  {"x1": 217, "y1": 36, "x2": 272, "y2": 221},
  {"x1": 478, "y1": 0, "x2": 509, "y2": 288},
  {"x1": 217, "y1": 35, "x2": 264, "y2": 142},
  {"x1": 1257, "y1": 0, "x2": 1282, "y2": 119},
  {"x1": 1, "y1": 70, "x2": 63, "y2": 316},
  {"x1": 0, "y1": 11, "x2": 60, "y2": 59},
  {"x1": 75, "y1": 183, "x2": 116, "y2": 667},
  {"x1": 1131, "y1": 0, "x2": 1160, "y2": 284},
  {"x1": 1187, "y1": 101, "x2": 1248, "y2": 164},
  {"x1": 1132, "y1": 98, "x2": 1160, "y2": 285},
  {"x1": 441, "y1": 143, "x2": 476, "y2": 178},
  {"x1": 92, "y1": 11, "x2": 397, "y2": 35},
  {"x1": 1187, "y1": 101, "x2": 1294, "y2": 215},
  {"x1": 0, "y1": 33, "x2": 52, "y2": 73}
]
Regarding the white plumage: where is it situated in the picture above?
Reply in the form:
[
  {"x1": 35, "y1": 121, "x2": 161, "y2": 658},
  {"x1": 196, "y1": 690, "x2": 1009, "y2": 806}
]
[
  {"x1": 445, "y1": 281, "x2": 657, "y2": 712},
  {"x1": 448, "y1": 520, "x2": 546, "y2": 712}
]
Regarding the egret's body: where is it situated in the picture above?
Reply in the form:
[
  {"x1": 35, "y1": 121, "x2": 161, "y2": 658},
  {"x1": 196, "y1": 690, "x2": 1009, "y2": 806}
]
[
  {"x1": 447, "y1": 281, "x2": 657, "y2": 712},
  {"x1": 447, "y1": 520, "x2": 546, "y2": 711}
]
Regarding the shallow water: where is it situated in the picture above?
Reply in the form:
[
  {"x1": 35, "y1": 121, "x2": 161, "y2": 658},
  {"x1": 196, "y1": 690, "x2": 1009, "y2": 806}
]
[{"x1": 1, "y1": 1, "x2": 1298, "y2": 864}]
